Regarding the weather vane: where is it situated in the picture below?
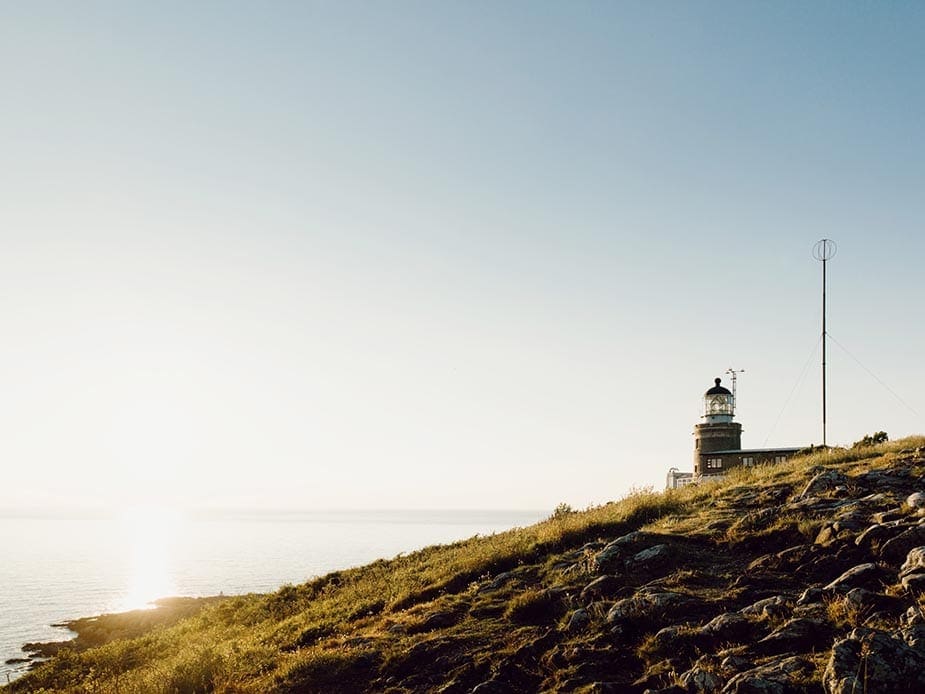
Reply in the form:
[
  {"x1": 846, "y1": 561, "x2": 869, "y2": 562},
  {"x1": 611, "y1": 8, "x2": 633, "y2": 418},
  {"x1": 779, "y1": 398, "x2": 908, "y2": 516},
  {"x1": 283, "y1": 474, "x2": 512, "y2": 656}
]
[
  {"x1": 812, "y1": 238, "x2": 837, "y2": 446},
  {"x1": 725, "y1": 368, "x2": 744, "y2": 410}
]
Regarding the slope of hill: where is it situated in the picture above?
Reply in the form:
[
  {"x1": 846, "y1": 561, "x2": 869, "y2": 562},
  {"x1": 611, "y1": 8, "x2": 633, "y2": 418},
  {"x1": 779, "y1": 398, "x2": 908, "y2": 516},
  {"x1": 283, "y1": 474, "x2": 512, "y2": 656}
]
[{"x1": 7, "y1": 436, "x2": 925, "y2": 694}]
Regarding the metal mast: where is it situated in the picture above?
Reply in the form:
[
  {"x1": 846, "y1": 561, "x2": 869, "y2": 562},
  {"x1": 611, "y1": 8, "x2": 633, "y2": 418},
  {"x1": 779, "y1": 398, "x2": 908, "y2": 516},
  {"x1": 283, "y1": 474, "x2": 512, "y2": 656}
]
[{"x1": 812, "y1": 239, "x2": 837, "y2": 446}]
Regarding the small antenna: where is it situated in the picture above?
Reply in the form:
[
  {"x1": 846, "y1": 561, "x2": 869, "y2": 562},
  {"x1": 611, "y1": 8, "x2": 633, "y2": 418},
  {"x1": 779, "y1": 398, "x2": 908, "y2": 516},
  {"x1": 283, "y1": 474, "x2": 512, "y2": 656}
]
[
  {"x1": 813, "y1": 239, "x2": 837, "y2": 446},
  {"x1": 726, "y1": 368, "x2": 745, "y2": 410}
]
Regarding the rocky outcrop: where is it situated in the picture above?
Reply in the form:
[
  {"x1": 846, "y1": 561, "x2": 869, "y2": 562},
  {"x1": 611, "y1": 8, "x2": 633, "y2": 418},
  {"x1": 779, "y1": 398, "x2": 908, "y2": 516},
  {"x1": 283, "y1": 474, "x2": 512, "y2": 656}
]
[{"x1": 13, "y1": 442, "x2": 925, "y2": 694}]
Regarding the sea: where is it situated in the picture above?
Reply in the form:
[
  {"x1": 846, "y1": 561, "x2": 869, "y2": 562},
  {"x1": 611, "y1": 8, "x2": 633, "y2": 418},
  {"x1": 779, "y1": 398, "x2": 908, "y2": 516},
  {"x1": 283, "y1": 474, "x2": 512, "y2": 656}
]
[{"x1": 0, "y1": 508, "x2": 545, "y2": 683}]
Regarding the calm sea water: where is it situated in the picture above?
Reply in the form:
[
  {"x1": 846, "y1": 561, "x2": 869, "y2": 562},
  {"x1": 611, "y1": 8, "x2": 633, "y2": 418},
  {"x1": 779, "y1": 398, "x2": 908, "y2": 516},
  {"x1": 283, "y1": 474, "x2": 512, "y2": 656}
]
[{"x1": 0, "y1": 509, "x2": 545, "y2": 682}]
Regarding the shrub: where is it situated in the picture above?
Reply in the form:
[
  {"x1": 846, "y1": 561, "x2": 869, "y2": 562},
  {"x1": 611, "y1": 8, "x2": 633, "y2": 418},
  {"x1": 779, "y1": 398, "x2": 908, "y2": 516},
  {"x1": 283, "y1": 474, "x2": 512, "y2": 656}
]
[
  {"x1": 548, "y1": 502, "x2": 575, "y2": 521},
  {"x1": 852, "y1": 431, "x2": 888, "y2": 449}
]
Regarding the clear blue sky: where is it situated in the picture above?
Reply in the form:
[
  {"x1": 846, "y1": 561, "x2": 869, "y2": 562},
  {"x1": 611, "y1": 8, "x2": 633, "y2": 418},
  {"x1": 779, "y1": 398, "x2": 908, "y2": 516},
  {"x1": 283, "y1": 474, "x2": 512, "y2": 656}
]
[{"x1": 1, "y1": 2, "x2": 923, "y2": 511}]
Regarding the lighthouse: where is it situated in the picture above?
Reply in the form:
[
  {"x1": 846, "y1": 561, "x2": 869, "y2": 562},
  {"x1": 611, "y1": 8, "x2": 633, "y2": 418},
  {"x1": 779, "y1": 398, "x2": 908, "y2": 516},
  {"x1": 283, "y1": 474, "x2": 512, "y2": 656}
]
[
  {"x1": 667, "y1": 376, "x2": 804, "y2": 488},
  {"x1": 693, "y1": 378, "x2": 743, "y2": 475}
]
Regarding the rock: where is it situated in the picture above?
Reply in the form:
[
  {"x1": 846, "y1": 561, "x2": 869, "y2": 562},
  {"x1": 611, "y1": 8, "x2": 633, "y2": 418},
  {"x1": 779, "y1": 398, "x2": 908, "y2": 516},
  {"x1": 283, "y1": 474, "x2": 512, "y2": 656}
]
[
  {"x1": 823, "y1": 628, "x2": 925, "y2": 694},
  {"x1": 801, "y1": 469, "x2": 849, "y2": 498},
  {"x1": 589, "y1": 684, "x2": 625, "y2": 694},
  {"x1": 740, "y1": 596, "x2": 789, "y2": 620},
  {"x1": 486, "y1": 571, "x2": 516, "y2": 591},
  {"x1": 752, "y1": 618, "x2": 831, "y2": 656},
  {"x1": 792, "y1": 602, "x2": 827, "y2": 620},
  {"x1": 814, "y1": 524, "x2": 840, "y2": 547},
  {"x1": 595, "y1": 530, "x2": 660, "y2": 572},
  {"x1": 880, "y1": 526, "x2": 925, "y2": 563},
  {"x1": 645, "y1": 625, "x2": 700, "y2": 659},
  {"x1": 581, "y1": 575, "x2": 623, "y2": 601},
  {"x1": 831, "y1": 512, "x2": 869, "y2": 533},
  {"x1": 738, "y1": 507, "x2": 779, "y2": 527},
  {"x1": 842, "y1": 587, "x2": 874, "y2": 609},
  {"x1": 722, "y1": 655, "x2": 813, "y2": 693},
  {"x1": 857, "y1": 469, "x2": 910, "y2": 491},
  {"x1": 872, "y1": 509, "x2": 905, "y2": 524},
  {"x1": 907, "y1": 492, "x2": 925, "y2": 509},
  {"x1": 720, "y1": 655, "x2": 754, "y2": 674},
  {"x1": 701, "y1": 612, "x2": 754, "y2": 642},
  {"x1": 471, "y1": 679, "x2": 514, "y2": 693},
  {"x1": 855, "y1": 523, "x2": 901, "y2": 552},
  {"x1": 606, "y1": 590, "x2": 690, "y2": 625},
  {"x1": 419, "y1": 610, "x2": 460, "y2": 631},
  {"x1": 900, "y1": 625, "x2": 925, "y2": 655},
  {"x1": 842, "y1": 587, "x2": 901, "y2": 615},
  {"x1": 900, "y1": 546, "x2": 925, "y2": 576},
  {"x1": 902, "y1": 606, "x2": 925, "y2": 627},
  {"x1": 565, "y1": 608, "x2": 591, "y2": 634},
  {"x1": 611, "y1": 530, "x2": 657, "y2": 548},
  {"x1": 628, "y1": 544, "x2": 671, "y2": 573},
  {"x1": 785, "y1": 495, "x2": 828, "y2": 512},
  {"x1": 899, "y1": 547, "x2": 925, "y2": 593},
  {"x1": 902, "y1": 573, "x2": 925, "y2": 592},
  {"x1": 679, "y1": 666, "x2": 723, "y2": 692},
  {"x1": 823, "y1": 563, "x2": 885, "y2": 592},
  {"x1": 796, "y1": 587, "x2": 825, "y2": 605},
  {"x1": 777, "y1": 545, "x2": 815, "y2": 568},
  {"x1": 594, "y1": 545, "x2": 624, "y2": 573}
]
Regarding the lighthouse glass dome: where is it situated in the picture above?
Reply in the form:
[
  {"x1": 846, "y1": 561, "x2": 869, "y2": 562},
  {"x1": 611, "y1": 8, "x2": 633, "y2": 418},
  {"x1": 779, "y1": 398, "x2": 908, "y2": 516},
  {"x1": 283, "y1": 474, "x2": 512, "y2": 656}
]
[{"x1": 703, "y1": 378, "x2": 734, "y2": 421}]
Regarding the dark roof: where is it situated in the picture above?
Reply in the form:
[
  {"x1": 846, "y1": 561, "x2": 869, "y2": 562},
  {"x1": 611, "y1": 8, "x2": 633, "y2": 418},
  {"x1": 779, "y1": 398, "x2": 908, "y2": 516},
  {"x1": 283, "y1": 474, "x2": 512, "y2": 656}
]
[
  {"x1": 704, "y1": 448, "x2": 804, "y2": 455},
  {"x1": 705, "y1": 377, "x2": 732, "y2": 395}
]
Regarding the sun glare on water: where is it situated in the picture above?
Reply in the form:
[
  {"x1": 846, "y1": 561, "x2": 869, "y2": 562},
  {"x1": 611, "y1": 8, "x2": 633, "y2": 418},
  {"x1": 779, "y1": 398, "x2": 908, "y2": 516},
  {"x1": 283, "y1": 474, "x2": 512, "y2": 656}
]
[{"x1": 112, "y1": 505, "x2": 183, "y2": 612}]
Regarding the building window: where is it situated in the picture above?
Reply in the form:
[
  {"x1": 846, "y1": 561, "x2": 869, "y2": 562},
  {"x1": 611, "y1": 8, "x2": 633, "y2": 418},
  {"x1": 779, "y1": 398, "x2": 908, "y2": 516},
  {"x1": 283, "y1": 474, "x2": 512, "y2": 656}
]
[
  {"x1": 742, "y1": 457, "x2": 754, "y2": 467},
  {"x1": 774, "y1": 455, "x2": 787, "y2": 464},
  {"x1": 706, "y1": 458, "x2": 723, "y2": 469}
]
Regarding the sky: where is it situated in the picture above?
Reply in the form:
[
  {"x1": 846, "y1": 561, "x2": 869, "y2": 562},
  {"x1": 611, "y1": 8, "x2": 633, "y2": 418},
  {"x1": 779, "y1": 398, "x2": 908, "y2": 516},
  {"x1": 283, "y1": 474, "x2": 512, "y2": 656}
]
[{"x1": 0, "y1": 2, "x2": 923, "y2": 512}]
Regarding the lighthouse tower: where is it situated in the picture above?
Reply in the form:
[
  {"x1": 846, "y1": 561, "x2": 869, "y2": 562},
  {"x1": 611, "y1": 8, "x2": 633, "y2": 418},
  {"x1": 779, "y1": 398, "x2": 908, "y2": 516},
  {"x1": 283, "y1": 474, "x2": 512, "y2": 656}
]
[{"x1": 693, "y1": 378, "x2": 742, "y2": 473}]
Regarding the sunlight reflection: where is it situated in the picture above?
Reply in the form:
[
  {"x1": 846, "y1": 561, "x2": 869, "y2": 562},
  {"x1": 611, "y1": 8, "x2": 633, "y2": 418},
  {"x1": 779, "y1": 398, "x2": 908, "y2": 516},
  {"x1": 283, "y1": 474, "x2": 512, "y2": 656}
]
[{"x1": 112, "y1": 505, "x2": 182, "y2": 612}]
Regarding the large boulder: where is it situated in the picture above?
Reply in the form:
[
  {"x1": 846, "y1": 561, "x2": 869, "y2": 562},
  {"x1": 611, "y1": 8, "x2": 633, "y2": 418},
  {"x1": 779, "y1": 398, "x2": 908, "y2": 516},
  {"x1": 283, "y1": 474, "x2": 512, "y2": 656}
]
[
  {"x1": 752, "y1": 618, "x2": 832, "y2": 657},
  {"x1": 824, "y1": 563, "x2": 887, "y2": 593},
  {"x1": 700, "y1": 612, "x2": 755, "y2": 643},
  {"x1": 679, "y1": 666, "x2": 724, "y2": 693},
  {"x1": 722, "y1": 655, "x2": 814, "y2": 694},
  {"x1": 900, "y1": 546, "x2": 925, "y2": 577},
  {"x1": 581, "y1": 575, "x2": 623, "y2": 601},
  {"x1": 606, "y1": 589, "x2": 691, "y2": 626},
  {"x1": 801, "y1": 469, "x2": 850, "y2": 498},
  {"x1": 823, "y1": 628, "x2": 925, "y2": 693},
  {"x1": 565, "y1": 608, "x2": 591, "y2": 634},
  {"x1": 627, "y1": 544, "x2": 671, "y2": 574},
  {"x1": 879, "y1": 526, "x2": 925, "y2": 563},
  {"x1": 593, "y1": 544, "x2": 624, "y2": 573},
  {"x1": 740, "y1": 596, "x2": 790, "y2": 620},
  {"x1": 855, "y1": 523, "x2": 904, "y2": 553},
  {"x1": 906, "y1": 492, "x2": 925, "y2": 510}
]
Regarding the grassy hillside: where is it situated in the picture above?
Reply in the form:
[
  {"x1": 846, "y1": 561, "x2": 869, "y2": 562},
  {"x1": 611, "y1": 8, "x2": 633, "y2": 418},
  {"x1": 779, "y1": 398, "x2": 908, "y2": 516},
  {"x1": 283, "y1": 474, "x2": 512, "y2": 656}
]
[{"x1": 7, "y1": 436, "x2": 925, "y2": 693}]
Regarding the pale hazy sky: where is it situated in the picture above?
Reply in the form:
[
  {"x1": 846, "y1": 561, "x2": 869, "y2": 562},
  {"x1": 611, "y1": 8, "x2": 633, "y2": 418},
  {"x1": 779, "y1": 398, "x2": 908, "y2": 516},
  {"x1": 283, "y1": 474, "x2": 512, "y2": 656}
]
[{"x1": 1, "y1": 2, "x2": 923, "y2": 512}]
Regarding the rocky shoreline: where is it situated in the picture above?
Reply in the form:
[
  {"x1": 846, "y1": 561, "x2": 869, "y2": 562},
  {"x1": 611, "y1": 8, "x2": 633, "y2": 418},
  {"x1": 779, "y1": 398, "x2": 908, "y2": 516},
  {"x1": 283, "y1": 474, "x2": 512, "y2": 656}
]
[{"x1": 7, "y1": 597, "x2": 225, "y2": 675}]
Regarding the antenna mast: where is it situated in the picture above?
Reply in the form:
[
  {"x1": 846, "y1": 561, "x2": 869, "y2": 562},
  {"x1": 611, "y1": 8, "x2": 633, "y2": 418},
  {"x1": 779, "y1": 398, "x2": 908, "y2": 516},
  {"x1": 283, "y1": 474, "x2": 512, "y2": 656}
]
[
  {"x1": 812, "y1": 239, "x2": 837, "y2": 446},
  {"x1": 726, "y1": 368, "x2": 744, "y2": 410}
]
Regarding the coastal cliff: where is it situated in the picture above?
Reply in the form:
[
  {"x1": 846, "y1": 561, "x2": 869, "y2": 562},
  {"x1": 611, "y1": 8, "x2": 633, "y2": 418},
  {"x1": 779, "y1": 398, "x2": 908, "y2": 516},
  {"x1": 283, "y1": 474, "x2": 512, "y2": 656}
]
[{"x1": 7, "y1": 436, "x2": 925, "y2": 693}]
